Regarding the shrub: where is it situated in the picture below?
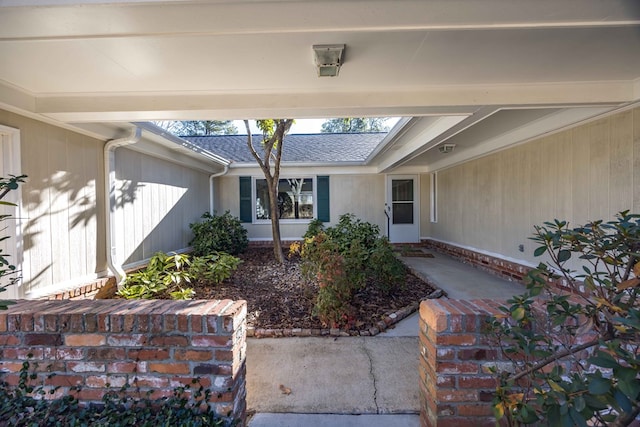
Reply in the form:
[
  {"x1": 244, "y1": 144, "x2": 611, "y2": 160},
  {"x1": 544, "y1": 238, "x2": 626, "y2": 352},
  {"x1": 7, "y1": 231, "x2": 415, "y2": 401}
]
[
  {"x1": 293, "y1": 214, "x2": 406, "y2": 327},
  {"x1": 488, "y1": 211, "x2": 640, "y2": 426},
  {"x1": 0, "y1": 358, "x2": 232, "y2": 427},
  {"x1": 190, "y1": 211, "x2": 248, "y2": 256},
  {"x1": 117, "y1": 251, "x2": 240, "y2": 300}
]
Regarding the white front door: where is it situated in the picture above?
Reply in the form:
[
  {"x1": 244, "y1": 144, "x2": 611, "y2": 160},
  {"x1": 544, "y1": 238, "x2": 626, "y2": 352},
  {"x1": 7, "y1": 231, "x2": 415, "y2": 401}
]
[{"x1": 385, "y1": 175, "x2": 419, "y2": 243}]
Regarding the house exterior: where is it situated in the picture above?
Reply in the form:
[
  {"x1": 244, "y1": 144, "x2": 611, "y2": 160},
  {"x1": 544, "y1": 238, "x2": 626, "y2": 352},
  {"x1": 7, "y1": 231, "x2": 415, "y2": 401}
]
[{"x1": 0, "y1": 0, "x2": 639, "y2": 299}]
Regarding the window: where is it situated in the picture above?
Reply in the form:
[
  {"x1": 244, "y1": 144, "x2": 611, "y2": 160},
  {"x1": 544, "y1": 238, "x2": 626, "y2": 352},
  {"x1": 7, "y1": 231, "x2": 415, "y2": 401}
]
[
  {"x1": 239, "y1": 176, "x2": 329, "y2": 223},
  {"x1": 255, "y1": 178, "x2": 314, "y2": 220}
]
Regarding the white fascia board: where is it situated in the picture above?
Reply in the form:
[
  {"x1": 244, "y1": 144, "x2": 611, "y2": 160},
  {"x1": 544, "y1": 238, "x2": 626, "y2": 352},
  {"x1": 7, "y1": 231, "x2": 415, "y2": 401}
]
[
  {"x1": 224, "y1": 164, "x2": 381, "y2": 176},
  {"x1": 34, "y1": 81, "x2": 635, "y2": 123},
  {"x1": 376, "y1": 115, "x2": 469, "y2": 172}
]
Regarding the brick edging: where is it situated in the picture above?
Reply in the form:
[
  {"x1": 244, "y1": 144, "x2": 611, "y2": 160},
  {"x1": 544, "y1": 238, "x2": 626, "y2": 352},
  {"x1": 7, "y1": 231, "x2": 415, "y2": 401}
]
[{"x1": 247, "y1": 302, "x2": 419, "y2": 338}]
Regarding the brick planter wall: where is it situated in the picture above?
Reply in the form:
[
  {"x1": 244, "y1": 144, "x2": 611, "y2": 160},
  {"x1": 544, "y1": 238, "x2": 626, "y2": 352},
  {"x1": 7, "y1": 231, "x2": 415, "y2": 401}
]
[
  {"x1": 0, "y1": 299, "x2": 247, "y2": 426},
  {"x1": 419, "y1": 299, "x2": 506, "y2": 427}
]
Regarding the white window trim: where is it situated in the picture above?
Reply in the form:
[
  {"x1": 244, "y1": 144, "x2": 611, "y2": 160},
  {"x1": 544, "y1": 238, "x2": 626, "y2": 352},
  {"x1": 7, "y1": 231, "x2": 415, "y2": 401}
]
[
  {"x1": 430, "y1": 172, "x2": 438, "y2": 223},
  {"x1": 0, "y1": 124, "x2": 24, "y2": 298},
  {"x1": 251, "y1": 175, "x2": 317, "y2": 224}
]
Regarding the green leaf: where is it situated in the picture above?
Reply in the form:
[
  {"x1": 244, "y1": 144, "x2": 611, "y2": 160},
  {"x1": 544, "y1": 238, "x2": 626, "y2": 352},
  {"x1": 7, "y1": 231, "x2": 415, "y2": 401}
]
[
  {"x1": 617, "y1": 378, "x2": 640, "y2": 401},
  {"x1": 512, "y1": 307, "x2": 526, "y2": 321},
  {"x1": 588, "y1": 377, "x2": 610, "y2": 395},
  {"x1": 588, "y1": 352, "x2": 619, "y2": 369},
  {"x1": 613, "y1": 389, "x2": 632, "y2": 413},
  {"x1": 534, "y1": 246, "x2": 547, "y2": 257},
  {"x1": 573, "y1": 396, "x2": 585, "y2": 412},
  {"x1": 557, "y1": 250, "x2": 571, "y2": 263}
]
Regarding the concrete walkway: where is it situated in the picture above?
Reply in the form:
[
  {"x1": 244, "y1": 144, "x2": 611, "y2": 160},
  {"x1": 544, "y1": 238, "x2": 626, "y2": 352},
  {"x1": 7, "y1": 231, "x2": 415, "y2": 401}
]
[{"x1": 246, "y1": 250, "x2": 525, "y2": 426}]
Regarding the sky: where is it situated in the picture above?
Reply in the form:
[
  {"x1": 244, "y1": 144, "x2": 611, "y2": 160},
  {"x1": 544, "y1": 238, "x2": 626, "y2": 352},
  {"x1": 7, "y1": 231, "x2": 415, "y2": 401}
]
[
  {"x1": 232, "y1": 119, "x2": 326, "y2": 135},
  {"x1": 233, "y1": 118, "x2": 400, "y2": 134}
]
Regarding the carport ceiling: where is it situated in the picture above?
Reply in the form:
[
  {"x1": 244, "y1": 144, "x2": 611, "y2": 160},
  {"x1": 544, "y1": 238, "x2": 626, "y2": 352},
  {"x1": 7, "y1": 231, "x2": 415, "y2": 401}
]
[
  {"x1": 0, "y1": 0, "x2": 639, "y2": 123},
  {"x1": 0, "y1": 0, "x2": 639, "y2": 173}
]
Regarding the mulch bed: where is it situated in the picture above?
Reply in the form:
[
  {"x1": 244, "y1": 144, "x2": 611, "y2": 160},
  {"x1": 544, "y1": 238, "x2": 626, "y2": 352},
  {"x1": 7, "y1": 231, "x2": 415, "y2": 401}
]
[{"x1": 192, "y1": 247, "x2": 437, "y2": 336}]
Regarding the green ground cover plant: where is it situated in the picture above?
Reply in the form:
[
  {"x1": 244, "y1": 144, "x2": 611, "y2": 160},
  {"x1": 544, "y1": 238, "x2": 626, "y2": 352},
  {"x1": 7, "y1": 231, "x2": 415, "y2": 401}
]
[
  {"x1": 291, "y1": 213, "x2": 406, "y2": 328},
  {"x1": 117, "y1": 251, "x2": 241, "y2": 300},
  {"x1": 489, "y1": 211, "x2": 640, "y2": 426},
  {"x1": 0, "y1": 358, "x2": 233, "y2": 427}
]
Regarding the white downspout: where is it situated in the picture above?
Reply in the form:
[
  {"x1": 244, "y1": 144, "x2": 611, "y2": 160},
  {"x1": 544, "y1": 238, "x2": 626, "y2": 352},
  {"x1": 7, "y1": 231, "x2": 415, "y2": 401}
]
[
  {"x1": 209, "y1": 164, "x2": 229, "y2": 214},
  {"x1": 104, "y1": 127, "x2": 142, "y2": 288}
]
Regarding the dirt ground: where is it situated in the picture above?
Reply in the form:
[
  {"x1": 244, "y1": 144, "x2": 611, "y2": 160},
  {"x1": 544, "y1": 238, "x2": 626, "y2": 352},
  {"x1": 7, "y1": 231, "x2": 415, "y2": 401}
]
[{"x1": 193, "y1": 247, "x2": 435, "y2": 332}]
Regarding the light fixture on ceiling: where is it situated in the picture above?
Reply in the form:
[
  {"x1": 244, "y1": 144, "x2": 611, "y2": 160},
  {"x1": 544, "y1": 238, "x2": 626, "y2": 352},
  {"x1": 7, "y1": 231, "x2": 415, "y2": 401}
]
[
  {"x1": 438, "y1": 143, "x2": 456, "y2": 154},
  {"x1": 313, "y1": 44, "x2": 345, "y2": 77}
]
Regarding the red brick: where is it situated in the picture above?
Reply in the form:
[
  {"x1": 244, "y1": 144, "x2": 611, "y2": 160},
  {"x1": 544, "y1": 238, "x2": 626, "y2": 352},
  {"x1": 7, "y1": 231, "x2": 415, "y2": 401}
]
[
  {"x1": 457, "y1": 348, "x2": 498, "y2": 361},
  {"x1": 149, "y1": 314, "x2": 164, "y2": 333},
  {"x1": 68, "y1": 361, "x2": 106, "y2": 373},
  {"x1": 458, "y1": 375, "x2": 498, "y2": 389},
  {"x1": 122, "y1": 314, "x2": 136, "y2": 332},
  {"x1": 45, "y1": 374, "x2": 83, "y2": 387},
  {"x1": 107, "y1": 334, "x2": 147, "y2": 346},
  {"x1": 191, "y1": 335, "x2": 232, "y2": 348},
  {"x1": 437, "y1": 362, "x2": 479, "y2": 375},
  {"x1": 19, "y1": 314, "x2": 34, "y2": 331},
  {"x1": 108, "y1": 361, "x2": 139, "y2": 373},
  {"x1": 87, "y1": 348, "x2": 126, "y2": 360},
  {"x1": 436, "y1": 334, "x2": 476, "y2": 346},
  {"x1": 131, "y1": 375, "x2": 169, "y2": 388},
  {"x1": 148, "y1": 362, "x2": 190, "y2": 374},
  {"x1": 24, "y1": 333, "x2": 62, "y2": 346},
  {"x1": 149, "y1": 335, "x2": 188, "y2": 347},
  {"x1": 70, "y1": 388, "x2": 105, "y2": 401},
  {"x1": 177, "y1": 315, "x2": 189, "y2": 332},
  {"x1": 175, "y1": 350, "x2": 214, "y2": 361},
  {"x1": 129, "y1": 348, "x2": 170, "y2": 360},
  {"x1": 84, "y1": 313, "x2": 98, "y2": 332},
  {"x1": 420, "y1": 301, "x2": 448, "y2": 333},
  {"x1": 0, "y1": 335, "x2": 20, "y2": 345},
  {"x1": 215, "y1": 350, "x2": 233, "y2": 362},
  {"x1": 436, "y1": 388, "x2": 478, "y2": 402},
  {"x1": 170, "y1": 376, "x2": 211, "y2": 388},
  {"x1": 458, "y1": 403, "x2": 494, "y2": 416},
  {"x1": 65, "y1": 334, "x2": 106, "y2": 346},
  {"x1": 191, "y1": 315, "x2": 204, "y2": 333},
  {"x1": 46, "y1": 348, "x2": 85, "y2": 360},
  {"x1": 85, "y1": 375, "x2": 128, "y2": 388}
]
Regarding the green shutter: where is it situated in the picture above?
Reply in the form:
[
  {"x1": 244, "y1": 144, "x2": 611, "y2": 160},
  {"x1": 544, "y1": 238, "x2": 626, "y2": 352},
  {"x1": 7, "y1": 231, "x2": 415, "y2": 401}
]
[
  {"x1": 317, "y1": 176, "x2": 330, "y2": 222},
  {"x1": 239, "y1": 176, "x2": 252, "y2": 223}
]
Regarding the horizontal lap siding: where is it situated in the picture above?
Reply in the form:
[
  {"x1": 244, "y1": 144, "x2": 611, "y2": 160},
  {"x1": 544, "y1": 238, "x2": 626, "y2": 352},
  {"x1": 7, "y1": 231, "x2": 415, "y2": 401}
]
[
  {"x1": 115, "y1": 148, "x2": 210, "y2": 265},
  {"x1": 0, "y1": 109, "x2": 106, "y2": 296},
  {"x1": 431, "y1": 107, "x2": 640, "y2": 264}
]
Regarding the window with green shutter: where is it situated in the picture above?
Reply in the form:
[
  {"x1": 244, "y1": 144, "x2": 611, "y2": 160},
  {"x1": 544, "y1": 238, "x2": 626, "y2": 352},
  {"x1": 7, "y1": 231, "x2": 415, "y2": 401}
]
[
  {"x1": 239, "y1": 176, "x2": 252, "y2": 222},
  {"x1": 317, "y1": 176, "x2": 330, "y2": 222},
  {"x1": 240, "y1": 175, "x2": 329, "y2": 223}
]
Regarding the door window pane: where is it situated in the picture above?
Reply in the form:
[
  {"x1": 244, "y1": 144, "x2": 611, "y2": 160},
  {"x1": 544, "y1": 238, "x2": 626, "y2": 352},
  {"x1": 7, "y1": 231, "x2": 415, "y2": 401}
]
[
  {"x1": 393, "y1": 203, "x2": 413, "y2": 224},
  {"x1": 392, "y1": 179, "x2": 413, "y2": 202}
]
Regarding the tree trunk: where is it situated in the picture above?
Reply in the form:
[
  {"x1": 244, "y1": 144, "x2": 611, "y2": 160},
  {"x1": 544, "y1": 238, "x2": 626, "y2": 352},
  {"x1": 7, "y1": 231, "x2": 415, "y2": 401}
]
[{"x1": 268, "y1": 183, "x2": 285, "y2": 263}]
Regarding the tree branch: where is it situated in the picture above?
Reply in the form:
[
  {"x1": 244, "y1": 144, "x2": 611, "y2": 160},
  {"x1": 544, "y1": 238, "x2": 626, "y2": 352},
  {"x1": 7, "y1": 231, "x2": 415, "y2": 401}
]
[{"x1": 509, "y1": 336, "x2": 607, "y2": 382}]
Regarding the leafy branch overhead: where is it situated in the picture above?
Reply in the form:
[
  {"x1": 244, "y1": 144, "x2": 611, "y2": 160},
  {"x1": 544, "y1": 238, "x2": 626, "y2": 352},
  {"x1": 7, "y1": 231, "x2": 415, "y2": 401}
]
[{"x1": 489, "y1": 211, "x2": 640, "y2": 427}]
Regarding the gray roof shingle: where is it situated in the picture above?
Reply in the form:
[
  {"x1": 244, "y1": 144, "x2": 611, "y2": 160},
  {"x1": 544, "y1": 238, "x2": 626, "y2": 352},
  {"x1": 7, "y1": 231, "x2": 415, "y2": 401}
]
[{"x1": 183, "y1": 133, "x2": 386, "y2": 164}]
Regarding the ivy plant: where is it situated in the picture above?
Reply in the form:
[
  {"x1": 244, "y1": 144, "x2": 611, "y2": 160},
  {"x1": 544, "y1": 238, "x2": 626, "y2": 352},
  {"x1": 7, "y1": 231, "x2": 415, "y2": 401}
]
[{"x1": 489, "y1": 211, "x2": 640, "y2": 426}]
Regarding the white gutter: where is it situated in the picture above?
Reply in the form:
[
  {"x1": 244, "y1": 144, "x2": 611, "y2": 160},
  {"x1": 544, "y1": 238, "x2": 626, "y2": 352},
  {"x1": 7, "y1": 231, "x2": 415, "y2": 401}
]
[
  {"x1": 104, "y1": 127, "x2": 142, "y2": 288},
  {"x1": 209, "y1": 164, "x2": 229, "y2": 214}
]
